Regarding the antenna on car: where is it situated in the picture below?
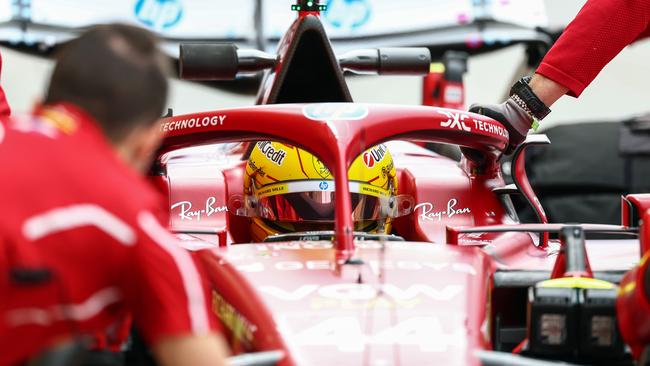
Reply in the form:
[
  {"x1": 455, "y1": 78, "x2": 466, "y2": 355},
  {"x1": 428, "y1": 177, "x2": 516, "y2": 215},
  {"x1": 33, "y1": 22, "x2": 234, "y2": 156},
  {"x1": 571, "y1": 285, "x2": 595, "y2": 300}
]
[{"x1": 291, "y1": 0, "x2": 327, "y2": 13}]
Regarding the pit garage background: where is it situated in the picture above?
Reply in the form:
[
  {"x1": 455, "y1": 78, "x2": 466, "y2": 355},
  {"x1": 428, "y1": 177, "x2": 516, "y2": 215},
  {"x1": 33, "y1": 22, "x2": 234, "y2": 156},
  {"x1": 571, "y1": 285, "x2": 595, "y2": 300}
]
[{"x1": 0, "y1": 0, "x2": 648, "y2": 225}]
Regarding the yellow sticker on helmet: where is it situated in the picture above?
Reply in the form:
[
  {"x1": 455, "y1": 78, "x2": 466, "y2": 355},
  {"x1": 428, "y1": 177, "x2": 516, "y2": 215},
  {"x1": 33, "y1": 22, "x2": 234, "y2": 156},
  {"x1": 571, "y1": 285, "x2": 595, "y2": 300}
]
[
  {"x1": 358, "y1": 183, "x2": 390, "y2": 198},
  {"x1": 255, "y1": 184, "x2": 289, "y2": 198}
]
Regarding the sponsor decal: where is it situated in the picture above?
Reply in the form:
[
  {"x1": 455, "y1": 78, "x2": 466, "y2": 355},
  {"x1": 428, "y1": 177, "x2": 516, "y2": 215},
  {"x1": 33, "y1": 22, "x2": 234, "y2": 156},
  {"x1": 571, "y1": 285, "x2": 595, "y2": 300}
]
[
  {"x1": 171, "y1": 197, "x2": 227, "y2": 221},
  {"x1": 160, "y1": 115, "x2": 226, "y2": 132},
  {"x1": 211, "y1": 291, "x2": 256, "y2": 347},
  {"x1": 471, "y1": 119, "x2": 509, "y2": 138},
  {"x1": 362, "y1": 144, "x2": 387, "y2": 168},
  {"x1": 260, "y1": 283, "x2": 463, "y2": 302},
  {"x1": 359, "y1": 184, "x2": 387, "y2": 198},
  {"x1": 237, "y1": 259, "x2": 476, "y2": 276},
  {"x1": 256, "y1": 141, "x2": 286, "y2": 166},
  {"x1": 381, "y1": 160, "x2": 394, "y2": 178},
  {"x1": 319, "y1": 181, "x2": 329, "y2": 190},
  {"x1": 439, "y1": 111, "x2": 471, "y2": 132},
  {"x1": 255, "y1": 184, "x2": 288, "y2": 198},
  {"x1": 414, "y1": 199, "x2": 471, "y2": 222},
  {"x1": 324, "y1": 0, "x2": 372, "y2": 31},
  {"x1": 247, "y1": 158, "x2": 266, "y2": 177},
  {"x1": 311, "y1": 296, "x2": 420, "y2": 310},
  {"x1": 312, "y1": 156, "x2": 331, "y2": 179},
  {"x1": 303, "y1": 104, "x2": 369, "y2": 121},
  {"x1": 135, "y1": 0, "x2": 183, "y2": 31},
  {"x1": 291, "y1": 316, "x2": 465, "y2": 352}
]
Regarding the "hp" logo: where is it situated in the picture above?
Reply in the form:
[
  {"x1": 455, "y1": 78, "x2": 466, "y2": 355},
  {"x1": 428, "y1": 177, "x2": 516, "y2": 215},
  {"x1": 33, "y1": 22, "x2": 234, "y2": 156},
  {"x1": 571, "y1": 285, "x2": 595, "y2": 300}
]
[
  {"x1": 135, "y1": 0, "x2": 183, "y2": 31},
  {"x1": 324, "y1": 0, "x2": 372, "y2": 31}
]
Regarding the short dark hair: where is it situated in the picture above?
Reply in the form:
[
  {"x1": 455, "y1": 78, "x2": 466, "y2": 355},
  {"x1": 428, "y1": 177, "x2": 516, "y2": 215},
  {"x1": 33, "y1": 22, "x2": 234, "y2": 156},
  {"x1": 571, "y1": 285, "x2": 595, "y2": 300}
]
[{"x1": 45, "y1": 23, "x2": 170, "y2": 143}]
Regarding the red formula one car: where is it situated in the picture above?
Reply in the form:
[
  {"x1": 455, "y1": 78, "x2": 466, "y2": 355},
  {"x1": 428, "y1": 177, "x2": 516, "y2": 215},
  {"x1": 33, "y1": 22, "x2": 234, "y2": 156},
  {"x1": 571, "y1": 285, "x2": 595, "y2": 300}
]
[{"x1": 149, "y1": 2, "x2": 650, "y2": 365}]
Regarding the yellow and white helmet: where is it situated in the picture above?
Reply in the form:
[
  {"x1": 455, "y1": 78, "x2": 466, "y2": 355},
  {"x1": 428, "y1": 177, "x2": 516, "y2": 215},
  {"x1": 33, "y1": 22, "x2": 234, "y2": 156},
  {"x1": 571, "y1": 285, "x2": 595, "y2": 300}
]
[{"x1": 243, "y1": 141, "x2": 398, "y2": 242}]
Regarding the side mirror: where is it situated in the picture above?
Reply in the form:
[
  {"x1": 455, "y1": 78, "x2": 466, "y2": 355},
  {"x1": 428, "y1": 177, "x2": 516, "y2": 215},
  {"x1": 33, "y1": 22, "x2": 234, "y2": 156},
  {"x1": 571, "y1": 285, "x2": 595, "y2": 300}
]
[
  {"x1": 179, "y1": 43, "x2": 277, "y2": 80},
  {"x1": 338, "y1": 48, "x2": 431, "y2": 75}
]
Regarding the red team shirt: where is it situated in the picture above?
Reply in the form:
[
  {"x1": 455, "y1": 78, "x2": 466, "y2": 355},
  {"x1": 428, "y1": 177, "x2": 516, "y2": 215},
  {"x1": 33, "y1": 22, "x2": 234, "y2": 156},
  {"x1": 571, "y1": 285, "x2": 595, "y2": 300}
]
[
  {"x1": 537, "y1": 0, "x2": 650, "y2": 97},
  {"x1": 0, "y1": 103, "x2": 217, "y2": 365}
]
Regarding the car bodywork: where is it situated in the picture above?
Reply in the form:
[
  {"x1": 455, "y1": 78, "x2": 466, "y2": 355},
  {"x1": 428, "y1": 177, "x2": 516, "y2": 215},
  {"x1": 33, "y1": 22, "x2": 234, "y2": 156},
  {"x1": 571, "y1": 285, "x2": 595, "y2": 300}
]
[{"x1": 152, "y1": 4, "x2": 643, "y2": 366}]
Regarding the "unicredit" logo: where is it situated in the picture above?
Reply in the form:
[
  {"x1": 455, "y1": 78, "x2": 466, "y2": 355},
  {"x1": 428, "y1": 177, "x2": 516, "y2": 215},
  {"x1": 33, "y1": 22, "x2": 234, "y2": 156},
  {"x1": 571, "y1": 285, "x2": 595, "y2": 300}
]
[
  {"x1": 257, "y1": 142, "x2": 287, "y2": 166},
  {"x1": 363, "y1": 144, "x2": 387, "y2": 168}
]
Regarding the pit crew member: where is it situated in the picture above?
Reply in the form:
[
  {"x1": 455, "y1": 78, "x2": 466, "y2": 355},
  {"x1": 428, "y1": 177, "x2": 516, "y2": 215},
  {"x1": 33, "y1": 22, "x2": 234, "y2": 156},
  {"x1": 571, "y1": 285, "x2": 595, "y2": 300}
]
[
  {"x1": 470, "y1": 0, "x2": 650, "y2": 151},
  {"x1": 243, "y1": 141, "x2": 399, "y2": 240},
  {"x1": 0, "y1": 50, "x2": 10, "y2": 117},
  {"x1": 0, "y1": 24, "x2": 227, "y2": 366}
]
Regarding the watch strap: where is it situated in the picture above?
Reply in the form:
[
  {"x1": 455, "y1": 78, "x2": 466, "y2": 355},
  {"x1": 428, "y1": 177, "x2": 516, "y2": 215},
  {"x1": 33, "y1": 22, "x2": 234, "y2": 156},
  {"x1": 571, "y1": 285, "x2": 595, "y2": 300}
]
[{"x1": 509, "y1": 76, "x2": 551, "y2": 122}]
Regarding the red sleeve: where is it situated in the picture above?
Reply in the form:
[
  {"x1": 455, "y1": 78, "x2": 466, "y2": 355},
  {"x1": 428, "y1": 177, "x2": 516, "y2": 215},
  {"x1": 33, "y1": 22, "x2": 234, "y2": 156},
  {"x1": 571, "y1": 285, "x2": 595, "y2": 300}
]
[
  {"x1": 536, "y1": 0, "x2": 650, "y2": 97},
  {"x1": 126, "y1": 210, "x2": 218, "y2": 346},
  {"x1": 0, "y1": 52, "x2": 10, "y2": 117}
]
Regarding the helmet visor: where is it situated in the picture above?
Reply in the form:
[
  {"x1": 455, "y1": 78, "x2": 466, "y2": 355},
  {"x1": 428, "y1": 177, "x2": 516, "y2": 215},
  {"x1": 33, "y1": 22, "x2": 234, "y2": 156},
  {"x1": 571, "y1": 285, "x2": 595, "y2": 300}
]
[{"x1": 257, "y1": 191, "x2": 382, "y2": 222}]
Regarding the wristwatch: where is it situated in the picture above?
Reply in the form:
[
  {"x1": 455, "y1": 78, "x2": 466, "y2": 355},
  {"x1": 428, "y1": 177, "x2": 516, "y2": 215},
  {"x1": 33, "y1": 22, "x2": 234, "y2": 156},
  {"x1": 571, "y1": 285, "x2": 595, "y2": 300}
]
[{"x1": 509, "y1": 76, "x2": 551, "y2": 130}]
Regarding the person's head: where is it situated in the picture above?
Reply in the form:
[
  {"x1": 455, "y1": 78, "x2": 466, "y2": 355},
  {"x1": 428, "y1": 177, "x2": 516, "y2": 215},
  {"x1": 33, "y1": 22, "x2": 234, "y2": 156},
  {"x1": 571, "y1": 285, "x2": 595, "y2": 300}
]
[
  {"x1": 243, "y1": 142, "x2": 399, "y2": 241},
  {"x1": 45, "y1": 23, "x2": 170, "y2": 172}
]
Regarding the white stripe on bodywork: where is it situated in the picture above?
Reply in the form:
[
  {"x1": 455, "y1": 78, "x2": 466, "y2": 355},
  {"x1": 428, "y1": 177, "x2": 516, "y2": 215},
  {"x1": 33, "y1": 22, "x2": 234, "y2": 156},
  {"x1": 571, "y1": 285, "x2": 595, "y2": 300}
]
[
  {"x1": 7, "y1": 287, "x2": 122, "y2": 326},
  {"x1": 22, "y1": 204, "x2": 136, "y2": 245},
  {"x1": 137, "y1": 211, "x2": 210, "y2": 334}
]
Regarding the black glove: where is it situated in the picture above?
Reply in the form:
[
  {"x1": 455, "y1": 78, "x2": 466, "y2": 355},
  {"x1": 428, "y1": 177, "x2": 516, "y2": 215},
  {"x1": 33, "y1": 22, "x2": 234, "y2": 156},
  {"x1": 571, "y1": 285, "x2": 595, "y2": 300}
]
[{"x1": 469, "y1": 97, "x2": 534, "y2": 154}]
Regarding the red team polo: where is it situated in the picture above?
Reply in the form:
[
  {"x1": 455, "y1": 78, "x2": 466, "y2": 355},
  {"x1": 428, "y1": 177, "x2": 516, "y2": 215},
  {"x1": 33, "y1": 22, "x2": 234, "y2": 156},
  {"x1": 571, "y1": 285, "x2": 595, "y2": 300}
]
[
  {"x1": 537, "y1": 0, "x2": 650, "y2": 97},
  {"x1": 0, "y1": 53, "x2": 10, "y2": 117},
  {"x1": 0, "y1": 103, "x2": 217, "y2": 365}
]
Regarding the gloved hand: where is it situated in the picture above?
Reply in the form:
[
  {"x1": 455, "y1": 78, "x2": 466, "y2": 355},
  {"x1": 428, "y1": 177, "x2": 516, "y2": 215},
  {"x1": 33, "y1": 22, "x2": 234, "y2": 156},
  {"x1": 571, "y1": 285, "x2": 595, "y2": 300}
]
[{"x1": 469, "y1": 98, "x2": 534, "y2": 154}]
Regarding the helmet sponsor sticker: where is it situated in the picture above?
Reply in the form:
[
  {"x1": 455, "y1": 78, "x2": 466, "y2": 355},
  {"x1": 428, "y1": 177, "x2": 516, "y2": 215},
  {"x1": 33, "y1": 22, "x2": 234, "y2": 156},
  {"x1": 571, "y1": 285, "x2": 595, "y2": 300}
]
[
  {"x1": 414, "y1": 199, "x2": 471, "y2": 222},
  {"x1": 255, "y1": 183, "x2": 289, "y2": 198},
  {"x1": 359, "y1": 184, "x2": 389, "y2": 198},
  {"x1": 160, "y1": 115, "x2": 226, "y2": 132},
  {"x1": 312, "y1": 157, "x2": 332, "y2": 179},
  {"x1": 254, "y1": 181, "x2": 389, "y2": 198},
  {"x1": 247, "y1": 158, "x2": 266, "y2": 177},
  {"x1": 303, "y1": 103, "x2": 369, "y2": 121},
  {"x1": 381, "y1": 160, "x2": 395, "y2": 178},
  {"x1": 256, "y1": 141, "x2": 287, "y2": 166},
  {"x1": 362, "y1": 144, "x2": 387, "y2": 168}
]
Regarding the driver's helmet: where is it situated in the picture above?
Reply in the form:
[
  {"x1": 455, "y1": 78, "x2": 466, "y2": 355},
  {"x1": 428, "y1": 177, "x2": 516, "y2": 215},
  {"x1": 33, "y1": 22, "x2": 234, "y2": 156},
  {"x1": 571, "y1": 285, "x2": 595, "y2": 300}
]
[{"x1": 244, "y1": 141, "x2": 398, "y2": 241}]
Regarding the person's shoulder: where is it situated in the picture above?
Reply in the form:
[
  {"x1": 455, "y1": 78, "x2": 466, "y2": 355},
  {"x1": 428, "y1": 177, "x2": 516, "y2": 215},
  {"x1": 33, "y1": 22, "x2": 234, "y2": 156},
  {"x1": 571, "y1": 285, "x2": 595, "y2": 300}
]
[{"x1": 101, "y1": 168, "x2": 166, "y2": 217}]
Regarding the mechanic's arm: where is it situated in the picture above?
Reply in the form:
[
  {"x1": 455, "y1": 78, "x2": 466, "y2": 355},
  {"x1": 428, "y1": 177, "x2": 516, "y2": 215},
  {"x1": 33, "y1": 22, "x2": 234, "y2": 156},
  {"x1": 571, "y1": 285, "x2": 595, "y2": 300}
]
[
  {"x1": 129, "y1": 210, "x2": 229, "y2": 366},
  {"x1": 154, "y1": 335, "x2": 229, "y2": 366},
  {"x1": 471, "y1": 0, "x2": 650, "y2": 151}
]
